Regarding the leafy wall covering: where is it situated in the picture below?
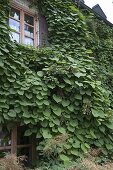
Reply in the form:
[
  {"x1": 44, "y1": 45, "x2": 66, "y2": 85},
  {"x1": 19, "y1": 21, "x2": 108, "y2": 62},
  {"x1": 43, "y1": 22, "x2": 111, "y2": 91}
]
[{"x1": 1, "y1": 0, "x2": 113, "y2": 162}]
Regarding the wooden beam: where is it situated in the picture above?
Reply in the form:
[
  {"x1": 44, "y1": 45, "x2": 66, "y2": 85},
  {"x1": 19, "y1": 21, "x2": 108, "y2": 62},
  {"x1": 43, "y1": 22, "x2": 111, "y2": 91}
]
[
  {"x1": 17, "y1": 144, "x2": 31, "y2": 148},
  {"x1": 0, "y1": 146, "x2": 11, "y2": 151},
  {"x1": 11, "y1": 126, "x2": 17, "y2": 154}
]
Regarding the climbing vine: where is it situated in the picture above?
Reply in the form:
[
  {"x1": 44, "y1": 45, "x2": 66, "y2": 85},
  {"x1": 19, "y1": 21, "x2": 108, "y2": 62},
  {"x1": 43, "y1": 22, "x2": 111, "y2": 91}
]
[{"x1": 1, "y1": 0, "x2": 113, "y2": 164}]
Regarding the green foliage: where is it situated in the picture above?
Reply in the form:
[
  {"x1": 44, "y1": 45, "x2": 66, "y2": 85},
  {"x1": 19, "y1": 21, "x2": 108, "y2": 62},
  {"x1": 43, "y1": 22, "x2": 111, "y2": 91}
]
[{"x1": 1, "y1": 0, "x2": 113, "y2": 165}]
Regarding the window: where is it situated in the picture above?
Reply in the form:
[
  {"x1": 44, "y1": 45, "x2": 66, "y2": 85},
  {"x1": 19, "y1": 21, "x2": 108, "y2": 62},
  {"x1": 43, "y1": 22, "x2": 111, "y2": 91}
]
[
  {"x1": 0, "y1": 126, "x2": 36, "y2": 165},
  {"x1": 9, "y1": 6, "x2": 38, "y2": 47}
]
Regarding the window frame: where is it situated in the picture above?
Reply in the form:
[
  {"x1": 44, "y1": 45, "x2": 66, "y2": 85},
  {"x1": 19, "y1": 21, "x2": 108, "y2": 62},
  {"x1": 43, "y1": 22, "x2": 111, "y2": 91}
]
[
  {"x1": 9, "y1": 3, "x2": 38, "y2": 47},
  {"x1": 0, "y1": 125, "x2": 36, "y2": 163}
]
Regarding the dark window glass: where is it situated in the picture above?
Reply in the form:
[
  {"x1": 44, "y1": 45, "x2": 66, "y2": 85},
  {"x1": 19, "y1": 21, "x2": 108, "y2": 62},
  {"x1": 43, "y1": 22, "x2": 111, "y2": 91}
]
[
  {"x1": 24, "y1": 25, "x2": 34, "y2": 38},
  {"x1": 10, "y1": 8, "x2": 20, "y2": 20},
  {"x1": 17, "y1": 148, "x2": 31, "y2": 166},
  {"x1": 24, "y1": 14, "x2": 34, "y2": 26},
  {"x1": 17, "y1": 126, "x2": 30, "y2": 145},
  {"x1": 0, "y1": 129, "x2": 11, "y2": 147}
]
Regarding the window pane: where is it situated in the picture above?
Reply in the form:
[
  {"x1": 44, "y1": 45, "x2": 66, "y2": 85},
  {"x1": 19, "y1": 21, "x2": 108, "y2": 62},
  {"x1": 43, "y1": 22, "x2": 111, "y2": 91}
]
[
  {"x1": 24, "y1": 25, "x2": 34, "y2": 38},
  {"x1": 0, "y1": 129, "x2": 11, "y2": 147},
  {"x1": 9, "y1": 18, "x2": 20, "y2": 32},
  {"x1": 24, "y1": 14, "x2": 34, "y2": 26},
  {"x1": 10, "y1": 32, "x2": 20, "y2": 43},
  {"x1": 17, "y1": 148, "x2": 31, "y2": 166},
  {"x1": 24, "y1": 37, "x2": 34, "y2": 46},
  {"x1": 17, "y1": 126, "x2": 30, "y2": 145},
  {"x1": 10, "y1": 8, "x2": 20, "y2": 20}
]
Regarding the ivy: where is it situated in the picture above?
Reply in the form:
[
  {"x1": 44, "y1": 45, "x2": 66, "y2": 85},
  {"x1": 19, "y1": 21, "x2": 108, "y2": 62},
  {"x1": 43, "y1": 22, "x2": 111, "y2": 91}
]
[{"x1": 1, "y1": 0, "x2": 113, "y2": 164}]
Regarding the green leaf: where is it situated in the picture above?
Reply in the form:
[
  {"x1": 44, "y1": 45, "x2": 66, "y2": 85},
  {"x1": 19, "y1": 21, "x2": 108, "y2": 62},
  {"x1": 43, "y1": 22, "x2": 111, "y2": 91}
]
[
  {"x1": 90, "y1": 129, "x2": 97, "y2": 139},
  {"x1": 75, "y1": 94, "x2": 82, "y2": 100},
  {"x1": 53, "y1": 107, "x2": 62, "y2": 116},
  {"x1": 0, "y1": 58, "x2": 4, "y2": 67},
  {"x1": 37, "y1": 71, "x2": 44, "y2": 77},
  {"x1": 14, "y1": 107, "x2": 21, "y2": 113},
  {"x1": 25, "y1": 93, "x2": 32, "y2": 99},
  {"x1": 77, "y1": 135, "x2": 83, "y2": 141},
  {"x1": 81, "y1": 144, "x2": 88, "y2": 153},
  {"x1": 70, "y1": 119, "x2": 78, "y2": 127},
  {"x1": 68, "y1": 126, "x2": 75, "y2": 132},
  {"x1": 58, "y1": 84, "x2": 65, "y2": 88},
  {"x1": 53, "y1": 119, "x2": 60, "y2": 125},
  {"x1": 49, "y1": 122, "x2": 54, "y2": 127},
  {"x1": 64, "y1": 78, "x2": 72, "y2": 85},
  {"x1": 24, "y1": 129, "x2": 32, "y2": 136},
  {"x1": 47, "y1": 84, "x2": 55, "y2": 89},
  {"x1": 74, "y1": 72, "x2": 86, "y2": 78},
  {"x1": 86, "y1": 90, "x2": 92, "y2": 96},
  {"x1": 51, "y1": 104, "x2": 57, "y2": 110},
  {"x1": 98, "y1": 139, "x2": 104, "y2": 145},
  {"x1": 17, "y1": 90, "x2": 24, "y2": 95},
  {"x1": 59, "y1": 154, "x2": 69, "y2": 162},
  {"x1": 106, "y1": 144, "x2": 113, "y2": 150},
  {"x1": 75, "y1": 81, "x2": 83, "y2": 87},
  {"x1": 99, "y1": 126, "x2": 105, "y2": 133},
  {"x1": 58, "y1": 127, "x2": 66, "y2": 134},
  {"x1": 84, "y1": 143, "x2": 90, "y2": 149},
  {"x1": 53, "y1": 94, "x2": 62, "y2": 103},
  {"x1": 52, "y1": 127, "x2": 58, "y2": 133},
  {"x1": 36, "y1": 100, "x2": 44, "y2": 106},
  {"x1": 105, "y1": 122, "x2": 113, "y2": 129},
  {"x1": 42, "y1": 129, "x2": 52, "y2": 139},
  {"x1": 36, "y1": 132, "x2": 42, "y2": 139},
  {"x1": 0, "y1": 51, "x2": 3, "y2": 56},
  {"x1": 2, "y1": 48, "x2": 9, "y2": 53},
  {"x1": 0, "y1": 69, "x2": 4, "y2": 75},
  {"x1": 41, "y1": 120, "x2": 48, "y2": 127},
  {"x1": 43, "y1": 109, "x2": 51, "y2": 117},
  {"x1": 71, "y1": 149, "x2": 79, "y2": 156},
  {"x1": 69, "y1": 5, "x2": 78, "y2": 12},
  {"x1": 24, "y1": 119, "x2": 31, "y2": 124},
  {"x1": 43, "y1": 100, "x2": 49, "y2": 106},
  {"x1": 64, "y1": 144, "x2": 72, "y2": 149},
  {"x1": 92, "y1": 109, "x2": 105, "y2": 118},
  {"x1": 23, "y1": 112, "x2": 31, "y2": 118},
  {"x1": 7, "y1": 78, "x2": 15, "y2": 82},
  {"x1": 68, "y1": 105, "x2": 74, "y2": 112},
  {"x1": 62, "y1": 100, "x2": 70, "y2": 107},
  {"x1": 72, "y1": 141, "x2": 80, "y2": 148},
  {"x1": 8, "y1": 110, "x2": 16, "y2": 117},
  {"x1": 36, "y1": 94, "x2": 43, "y2": 100}
]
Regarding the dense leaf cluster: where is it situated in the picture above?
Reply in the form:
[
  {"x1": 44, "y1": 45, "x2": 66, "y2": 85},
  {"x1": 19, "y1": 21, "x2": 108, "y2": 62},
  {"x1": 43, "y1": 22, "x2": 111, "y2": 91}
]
[{"x1": 1, "y1": 0, "x2": 113, "y2": 163}]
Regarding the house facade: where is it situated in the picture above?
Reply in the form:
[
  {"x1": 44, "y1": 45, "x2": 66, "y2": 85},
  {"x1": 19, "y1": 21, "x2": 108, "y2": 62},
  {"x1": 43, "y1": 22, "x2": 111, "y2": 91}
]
[
  {"x1": 0, "y1": 0, "x2": 113, "y2": 166},
  {"x1": 0, "y1": 0, "x2": 48, "y2": 164}
]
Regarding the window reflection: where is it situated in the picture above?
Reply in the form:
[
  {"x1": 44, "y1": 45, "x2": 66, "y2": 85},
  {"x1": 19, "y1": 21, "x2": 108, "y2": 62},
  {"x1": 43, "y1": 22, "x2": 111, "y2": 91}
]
[
  {"x1": 25, "y1": 14, "x2": 34, "y2": 26},
  {"x1": 9, "y1": 18, "x2": 20, "y2": 32},
  {"x1": 10, "y1": 8, "x2": 20, "y2": 20},
  {"x1": 10, "y1": 32, "x2": 20, "y2": 43},
  {"x1": 24, "y1": 25, "x2": 34, "y2": 38},
  {"x1": 24, "y1": 37, "x2": 34, "y2": 46},
  {"x1": 0, "y1": 129, "x2": 11, "y2": 147}
]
